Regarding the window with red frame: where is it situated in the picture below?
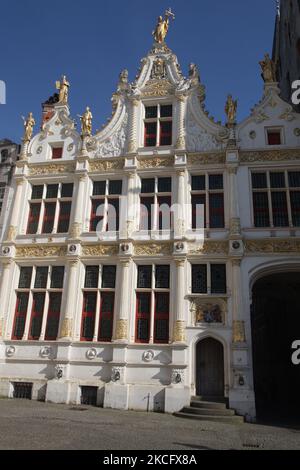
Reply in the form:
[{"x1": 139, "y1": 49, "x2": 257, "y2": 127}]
[
  {"x1": 144, "y1": 104, "x2": 172, "y2": 147},
  {"x1": 267, "y1": 130, "x2": 282, "y2": 145},
  {"x1": 140, "y1": 177, "x2": 172, "y2": 231},
  {"x1": 90, "y1": 180, "x2": 122, "y2": 232},
  {"x1": 51, "y1": 147, "x2": 63, "y2": 159},
  {"x1": 135, "y1": 264, "x2": 170, "y2": 343},
  {"x1": 12, "y1": 266, "x2": 64, "y2": 341},
  {"x1": 27, "y1": 183, "x2": 73, "y2": 235},
  {"x1": 81, "y1": 265, "x2": 116, "y2": 342},
  {"x1": 191, "y1": 174, "x2": 224, "y2": 229}
]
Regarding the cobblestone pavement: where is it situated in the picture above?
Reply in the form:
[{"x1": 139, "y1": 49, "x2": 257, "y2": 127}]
[{"x1": 0, "y1": 399, "x2": 300, "y2": 450}]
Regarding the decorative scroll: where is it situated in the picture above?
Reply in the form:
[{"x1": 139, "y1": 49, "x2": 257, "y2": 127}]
[
  {"x1": 240, "y1": 150, "x2": 300, "y2": 163},
  {"x1": 245, "y1": 239, "x2": 300, "y2": 253},
  {"x1": 16, "y1": 246, "x2": 67, "y2": 258},
  {"x1": 134, "y1": 243, "x2": 172, "y2": 256},
  {"x1": 82, "y1": 245, "x2": 119, "y2": 256},
  {"x1": 29, "y1": 164, "x2": 75, "y2": 176}
]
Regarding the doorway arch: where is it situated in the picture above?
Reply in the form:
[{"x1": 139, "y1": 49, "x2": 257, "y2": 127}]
[
  {"x1": 196, "y1": 337, "x2": 224, "y2": 398},
  {"x1": 251, "y1": 271, "x2": 300, "y2": 421}
]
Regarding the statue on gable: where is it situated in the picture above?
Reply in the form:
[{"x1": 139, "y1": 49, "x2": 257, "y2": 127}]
[
  {"x1": 189, "y1": 63, "x2": 200, "y2": 83},
  {"x1": 56, "y1": 75, "x2": 70, "y2": 104},
  {"x1": 22, "y1": 112, "x2": 35, "y2": 142},
  {"x1": 225, "y1": 94, "x2": 238, "y2": 125},
  {"x1": 259, "y1": 53, "x2": 277, "y2": 83},
  {"x1": 152, "y1": 8, "x2": 175, "y2": 44},
  {"x1": 79, "y1": 106, "x2": 93, "y2": 137}
]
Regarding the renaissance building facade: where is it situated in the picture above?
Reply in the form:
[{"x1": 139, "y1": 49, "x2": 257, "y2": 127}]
[{"x1": 0, "y1": 15, "x2": 300, "y2": 421}]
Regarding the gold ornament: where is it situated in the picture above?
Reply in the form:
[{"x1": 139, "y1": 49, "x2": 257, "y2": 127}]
[
  {"x1": 79, "y1": 107, "x2": 93, "y2": 137},
  {"x1": 152, "y1": 9, "x2": 175, "y2": 44},
  {"x1": 134, "y1": 243, "x2": 172, "y2": 256},
  {"x1": 138, "y1": 157, "x2": 172, "y2": 169},
  {"x1": 60, "y1": 318, "x2": 72, "y2": 338},
  {"x1": 259, "y1": 53, "x2": 276, "y2": 83},
  {"x1": 16, "y1": 246, "x2": 67, "y2": 258},
  {"x1": 225, "y1": 95, "x2": 237, "y2": 124},
  {"x1": 82, "y1": 245, "x2": 118, "y2": 256},
  {"x1": 29, "y1": 163, "x2": 75, "y2": 176},
  {"x1": 22, "y1": 112, "x2": 35, "y2": 143},
  {"x1": 56, "y1": 75, "x2": 70, "y2": 104},
  {"x1": 232, "y1": 320, "x2": 246, "y2": 343},
  {"x1": 173, "y1": 320, "x2": 186, "y2": 342},
  {"x1": 115, "y1": 319, "x2": 128, "y2": 340}
]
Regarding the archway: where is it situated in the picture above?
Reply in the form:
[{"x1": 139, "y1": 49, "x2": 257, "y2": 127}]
[
  {"x1": 251, "y1": 272, "x2": 300, "y2": 421},
  {"x1": 196, "y1": 337, "x2": 224, "y2": 398}
]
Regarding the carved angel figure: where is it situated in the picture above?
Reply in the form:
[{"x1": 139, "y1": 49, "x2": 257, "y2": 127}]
[
  {"x1": 79, "y1": 106, "x2": 93, "y2": 136},
  {"x1": 56, "y1": 75, "x2": 70, "y2": 104},
  {"x1": 189, "y1": 63, "x2": 200, "y2": 82},
  {"x1": 119, "y1": 69, "x2": 128, "y2": 84},
  {"x1": 22, "y1": 112, "x2": 35, "y2": 142},
  {"x1": 225, "y1": 94, "x2": 237, "y2": 124},
  {"x1": 152, "y1": 15, "x2": 169, "y2": 44},
  {"x1": 259, "y1": 53, "x2": 276, "y2": 83}
]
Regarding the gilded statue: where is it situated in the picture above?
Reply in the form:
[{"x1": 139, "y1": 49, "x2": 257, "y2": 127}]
[
  {"x1": 56, "y1": 75, "x2": 70, "y2": 104},
  {"x1": 152, "y1": 8, "x2": 175, "y2": 44},
  {"x1": 225, "y1": 94, "x2": 238, "y2": 124},
  {"x1": 79, "y1": 106, "x2": 93, "y2": 136},
  {"x1": 22, "y1": 112, "x2": 35, "y2": 142},
  {"x1": 259, "y1": 53, "x2": 277, "y2": 83}
]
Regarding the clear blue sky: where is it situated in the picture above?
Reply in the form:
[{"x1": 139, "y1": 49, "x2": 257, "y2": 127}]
[{"x1": 0, "y1": 0, "x2": 277, "y2": 142}]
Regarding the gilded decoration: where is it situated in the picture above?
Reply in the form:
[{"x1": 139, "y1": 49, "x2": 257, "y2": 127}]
[
  {"x1": 138, "y1": 157, "x2": 173, "y2": 169},
  {"x1": 173, "y1": 320, "x2": 186, "y2": 342},
  {"x1": 82, "y1": 245, "x2": 119, "y2": 256},
  {"x1": 240, "y1": 150, "x2": 300, "y2": 163},
  {"x1": 89, "y1": 159, "x2": 124, "y2": 172},
  {"x1": 188, "y1": 153, "x2": 226, "y2": 165},
  {"x1": 29, "y1": 164, "x2": 75, "y2": 176},
  {"x1": 141, "y1": 80, "x2": 174, "y2": 98},
  {"x1": 233, "y1": 320, "x2": 246, "y2": 343},
  {"x1": 16, "y1": 246, "x2": 67, "y2": 258},
  {"x1": 60, "y1": 318, "x2": 72, "y2": 338},
  {"x1": 6, "y1": 225, "x2": 17, "y2": 241},
  {"x1": 188, "y1": 241, "x2": 228, "y2": 255},
  {"x1": 245, "y1": 239, "x2": 300, "y2": 253},
  {"x1": 134, "y1": 243, "x2": 172, "y2": 256},
  {"x1": 115, "y1": 319, "x2": 128, "y2": 340},
  {"x1": 190, "y1": 299, "x2": 226, "y2": 325}
]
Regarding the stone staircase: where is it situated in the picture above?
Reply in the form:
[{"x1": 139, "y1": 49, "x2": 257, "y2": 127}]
[{"x1": 174, "y1": 396, "x2": 244, "y2": 424}]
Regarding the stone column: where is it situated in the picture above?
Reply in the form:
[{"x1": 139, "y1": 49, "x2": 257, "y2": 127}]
[
  {"x1": 6, "y1": 179, "x2": 25, "y2": 241},
  {"x1": 231, "y1": 259, "x2": 246, "y2": 343},
  {"x1": 125, "y1": 172, "x2": 136, "y2": 237},
  {"x1": 59, "y1": 259, "x2": 79, "y2": 340},
  {"x1": 69, "y1": 174, "x2": 87, "y2": 239},
  {"x1": 174, "y1": 170, "x2": 186, "y2": 238},
  {"x1": 176, "y1": 95, "x2": 187, "y2": 150},
  {"x1": 114, "y1": 259, "x2": 130, "y2": 342},
  {"x1": 0, "y1": 260, "x2": 12, "y2": 338},
  {"x1": 173, "y1": 259, "x2": 187, "y2": 343},
  {"x1": 228, "y1": 166, "x2": 241, "y2": 237},
  {"x1": 127, "y1": 99, "x2": 140, "y2": 154}
]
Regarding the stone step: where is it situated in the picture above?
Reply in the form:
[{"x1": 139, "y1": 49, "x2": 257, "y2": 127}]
[
  {"x1": 191, "y1": 395, "x2": 228, "y2": 404},
  {"x1": 190, "y1": 400, "x2": 227, "y2": 410},
  {"x1": 174, "y1": 411, "x2": 244, "y2": 424},
  {"x1": 182, "y1": 406, "x2": 236, "y2": 416}
]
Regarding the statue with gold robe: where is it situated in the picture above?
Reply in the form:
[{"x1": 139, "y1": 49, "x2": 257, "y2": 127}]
[
  {"x1": 22, "y1": 112, "x2": 35, "y2": 142},
  {"x1": 56, "y1": 75, "x2": 70, "y2": 104},
  {"x1": 259, "y1": 54, "x2": 276, "y2": 83},
  {"x1": 79, "y1": 107, "x2": 93, "y2": 136},
  {"x1": 225, "y1": 94, "x2": 237, "y2": 124}
]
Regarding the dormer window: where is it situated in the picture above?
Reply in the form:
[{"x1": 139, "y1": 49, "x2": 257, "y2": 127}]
[
  {"x1": 266, "y1": 128, "x2": 282, "y2": 146},
  {"x1": 144, "y1": 104, "x2": 172, "y2": 147},
  {"x1": 51, "y1": 146, "x2": 63, "y2": 159}
]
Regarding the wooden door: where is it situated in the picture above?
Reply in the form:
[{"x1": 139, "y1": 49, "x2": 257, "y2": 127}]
[{"x1": 196, "y1": 338, "x2": 224, "y2": 397}]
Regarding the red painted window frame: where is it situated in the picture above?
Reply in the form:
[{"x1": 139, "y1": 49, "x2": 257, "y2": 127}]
[
  {"x1": 90, "y1": 199, "x2": 105, "y2": 232},
  {"x1": 26, "y1": 203, "x2": 41, "y2": 234},
  {"x1": 153, "y1": 292, "x2": 169, "y2": 344},
  {"x1": 28, "y1": 292, "x2": 45, "y2": 340},
  {"x1": 42, "y1": 202, "x2": 56, "y2": 233},
  {"x1": 135, "y1": 292, "x2": 151, "y2": 343},
  {"x1": 57, "y1": 201, "x2": 71, "y2": 233},
  {"x1": 12, "y1": 292, "x2": 29, "y2": 340},
  {"x1": 209, "y1": 193, "x2": 225, "y2": 228},
  {"x1": 80, "y1": 292, "x2": 97, "y2": 341},
  {"x1": 144, "y1": 122, "x2": 157, "y2": 147},
  {"x1": 52, "y1": 147, "x2": 63, "y2": 159},
  {"x1": 159, "y1": 121, "x2": 172, "y2": 146},
  {"x1": 98, "y1": 292, "x2": 115, "y2": 342},
  {"x1": 45, "y1": 292, "x2": 62, "y2": 341}
]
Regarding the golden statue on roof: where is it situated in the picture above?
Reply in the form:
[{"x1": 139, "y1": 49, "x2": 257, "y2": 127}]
[
  {"x1": 259, "y1": 53, "x2": 277, "y2": 83},
  {"x1": 22, "y1": 112, "x2": 35, "y2": 142},
  {"x1": 79, "y1": 106, "x2": 93, "y2": 137},
  {"x1": 56, "y1": 75, "x2": 70, "y2": 104},
  {"x1": 152, "y1": 8, "x2": 175, "y2": 44},
  {"x1": 225, "y1": 94, "x2": 238, "y2": 125}
]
